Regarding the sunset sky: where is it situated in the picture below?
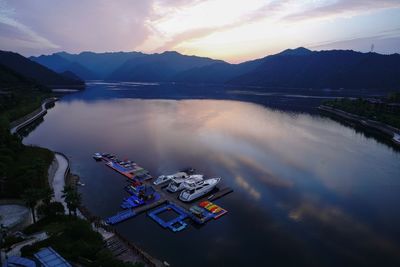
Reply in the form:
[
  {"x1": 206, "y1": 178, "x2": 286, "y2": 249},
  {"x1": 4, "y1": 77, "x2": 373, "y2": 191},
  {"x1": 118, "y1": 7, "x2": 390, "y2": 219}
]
[{"x1": 0, "y1": 0, "x2": 399, "y2": 63}]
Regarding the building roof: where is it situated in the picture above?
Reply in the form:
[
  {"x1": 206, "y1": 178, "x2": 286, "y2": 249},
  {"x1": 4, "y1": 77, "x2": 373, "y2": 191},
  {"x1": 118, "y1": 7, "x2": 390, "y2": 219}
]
[
  {"x1": 3, "y1": 256, "x2": 36, "y2": 267},
  {"x1": 33, "y1": 247, "x2": 71, "y2": 267}
]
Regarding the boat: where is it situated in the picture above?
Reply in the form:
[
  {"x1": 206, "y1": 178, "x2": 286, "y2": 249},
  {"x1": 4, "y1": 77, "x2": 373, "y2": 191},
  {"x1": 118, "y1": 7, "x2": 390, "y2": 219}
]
[
  {"x1": 153, "y1": 171, "x2": 188, "y2": 185},
  {"x1": 393, "y1": 133, "x2": 400, "y2": 145},
  {"x1": 167, "y1": 174, "x2": 204, "y2": 193},
  {"x1": 93, "y1": 152, "x2": 103, "y2": 161},
  {"x1": 179, "y1": 178, "x2": 220, "y2": 202},
  {"x1": 182, "y1": 175, "x2": 205, "y2": 190}
]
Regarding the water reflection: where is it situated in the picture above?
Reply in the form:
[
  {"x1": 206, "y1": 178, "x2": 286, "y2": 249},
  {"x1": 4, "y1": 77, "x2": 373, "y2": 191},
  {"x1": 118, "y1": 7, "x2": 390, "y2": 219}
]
[{"x1": 24, "y1": 98, "x2": 400, "y2": 267}]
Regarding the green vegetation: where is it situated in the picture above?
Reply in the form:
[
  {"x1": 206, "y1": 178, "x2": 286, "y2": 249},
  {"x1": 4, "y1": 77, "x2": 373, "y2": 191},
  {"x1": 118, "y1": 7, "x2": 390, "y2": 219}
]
[
  {"x1": 0, "y1": 64, "x2": 51, "y2": 122},
  {"x1": 21, "y1": 188, "x2": 54, "y2": 223},
  {"x1": 62, "y1": 185, "x2": 82, "y2": 216},
  {"x1": 324, "y1": 97, "x2": 400, "y2": 129},
  {"x1": 22, "y1": 215, "x2": 143, "y2": 267},
  {"x1": 388, "y1": 92, "x2": 400, "y2": 103},
  {"x1": 0, "y1": 63, "x2": 143, "y2": 267},
  {"x1": 1, "y1": 235, "x2": 25, "y2": 248},
  {"x1": 1, "y1": 63, "x2": 54, "y2": 199}
]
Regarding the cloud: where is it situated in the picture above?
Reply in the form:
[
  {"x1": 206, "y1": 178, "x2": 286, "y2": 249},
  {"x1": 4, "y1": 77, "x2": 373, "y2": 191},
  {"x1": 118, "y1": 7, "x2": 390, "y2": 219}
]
[
  {"x1": 150, "y1": 0, "x2": 400, "y2": 52},
  {"x1": 0, "y1": 0, "x2": 161, "y2": 55},
  {"x1": 285, "y1": 0, "x2": 400, "y2": 21},
  {"x1": 0, "y1": 0, "x2": 59, "y2": 53},
  {"x1": 308, "y1": 28, "x2": 400, "y2": 54},
  {"x1": 1, "y1": 0, "x2": 399, "y2": 58},
  {"x1": 288, "y1": 200, "x2": 400, "y2": 263}
]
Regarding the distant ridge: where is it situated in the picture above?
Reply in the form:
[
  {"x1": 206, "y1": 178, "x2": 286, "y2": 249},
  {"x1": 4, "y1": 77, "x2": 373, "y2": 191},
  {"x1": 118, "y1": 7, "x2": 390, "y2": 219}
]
[
  {"x1": 0, "y1": 50, "x2": 84, "y2": 88},
  {"x1": 31, "y1": 48, "x2": 400, "y2": 90}
]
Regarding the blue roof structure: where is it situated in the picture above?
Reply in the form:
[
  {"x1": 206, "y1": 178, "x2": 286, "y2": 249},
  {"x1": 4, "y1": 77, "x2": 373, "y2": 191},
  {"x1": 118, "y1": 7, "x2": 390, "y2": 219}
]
[
  {"x1": 34, "y1": 247, "x2": 71, "y2": 267},
  {"x1": 2, "y1": 256, "x2": 36, "y2": 267}
]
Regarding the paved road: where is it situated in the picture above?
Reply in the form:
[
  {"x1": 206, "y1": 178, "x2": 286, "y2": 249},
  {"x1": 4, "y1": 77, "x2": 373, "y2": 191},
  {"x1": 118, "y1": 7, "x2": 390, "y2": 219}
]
[
  {"x1": 52, "y1": 154, "x2": 69, "y2": 213},
  {"x1": 10, "y1": 98, "x2": 57, "y2": 135}
]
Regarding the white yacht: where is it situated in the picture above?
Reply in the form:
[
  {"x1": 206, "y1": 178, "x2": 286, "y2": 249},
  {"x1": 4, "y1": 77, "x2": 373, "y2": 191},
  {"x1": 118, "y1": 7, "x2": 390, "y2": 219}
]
[
  {"x1": 167, "y1": 174, "x2": 204, "y2": 193},
  {"x1": 93, "y1": 152, "x2": 102, "y2": 161},
  {"x1": 179, "y1": 177, "x2": 221, "y2": 202},
  {"x1": 153, "y1": 172, "x2": 188, "y2": 186}
]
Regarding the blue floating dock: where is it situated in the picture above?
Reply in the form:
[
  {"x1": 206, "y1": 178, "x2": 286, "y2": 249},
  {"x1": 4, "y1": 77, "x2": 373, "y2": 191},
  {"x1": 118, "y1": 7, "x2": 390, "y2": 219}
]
[
  {"x1": 106, "y1": 209, "x2": 136, "y2": 225},
  {"x1": 148, "y1": 202, "x2": 189, "y2": 232},
  {"x1": 121, "y1": 192, "x2": 161, "y2": 209}
]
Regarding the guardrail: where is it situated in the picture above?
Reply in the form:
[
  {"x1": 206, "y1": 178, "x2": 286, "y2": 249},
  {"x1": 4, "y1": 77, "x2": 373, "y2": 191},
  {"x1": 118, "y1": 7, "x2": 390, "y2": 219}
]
[
  {"x1": 54, "y1": 152, "x2": 71, "y2": 181},
  {"x1": 9, "y1": 97, "x2": 58, "y2": 135}
]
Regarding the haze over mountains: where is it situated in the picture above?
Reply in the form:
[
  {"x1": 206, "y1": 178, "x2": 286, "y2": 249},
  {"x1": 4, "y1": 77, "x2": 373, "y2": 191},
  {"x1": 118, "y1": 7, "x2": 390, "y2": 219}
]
[{"x1": 30, "y1": 48, "x2": 400, "y2": 90}]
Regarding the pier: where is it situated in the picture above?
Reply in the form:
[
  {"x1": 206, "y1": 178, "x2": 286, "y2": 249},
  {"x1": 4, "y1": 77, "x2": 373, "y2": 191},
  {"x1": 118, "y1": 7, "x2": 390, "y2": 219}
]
[{"x1": 101, "y1": 153, "x2": 233, "y2": 231}]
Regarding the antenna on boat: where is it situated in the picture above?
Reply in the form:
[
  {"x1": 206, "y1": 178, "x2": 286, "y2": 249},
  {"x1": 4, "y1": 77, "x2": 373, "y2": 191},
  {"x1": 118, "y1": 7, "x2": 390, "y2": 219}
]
[{"x1": 370, "y1": 44, "x2": 374, "y2": 53}]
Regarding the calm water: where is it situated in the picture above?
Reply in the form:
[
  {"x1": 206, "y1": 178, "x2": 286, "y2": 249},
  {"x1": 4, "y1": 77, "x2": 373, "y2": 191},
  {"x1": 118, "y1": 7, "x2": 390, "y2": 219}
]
[{"x1": 24, "y1": 83, "x2": 400, "y2": 267}]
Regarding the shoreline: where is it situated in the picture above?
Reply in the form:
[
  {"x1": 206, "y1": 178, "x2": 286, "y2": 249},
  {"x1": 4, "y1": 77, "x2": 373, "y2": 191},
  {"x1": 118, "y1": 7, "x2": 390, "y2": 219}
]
[
  {"x1": 9, "y1": 97, "x2": 58, "y2": 135},
  {"x1": 10, "y1": 97, "x2": 163, "y2": 267},
  {"x1": 318, "y1": 105, "x2": 400, "y2": 146}
]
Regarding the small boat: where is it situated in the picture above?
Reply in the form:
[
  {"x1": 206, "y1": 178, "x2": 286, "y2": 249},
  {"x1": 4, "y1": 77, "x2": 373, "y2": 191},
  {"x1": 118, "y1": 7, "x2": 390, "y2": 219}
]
[
  {"x1": 179, "y1": 178, "x2": 221, "y2": 202},
  {"x1": 153, "y1": 171, "x2": 188, "y2": 185},
  {"x1": 93, "y1": 152, "x2": 103, "y2": 161},
  {"x1": 393, "y1": 133, "x2": 400, "y2": 145},
  {"x1": 167, "y1": 174, "x2": 204, "y2": 193}
]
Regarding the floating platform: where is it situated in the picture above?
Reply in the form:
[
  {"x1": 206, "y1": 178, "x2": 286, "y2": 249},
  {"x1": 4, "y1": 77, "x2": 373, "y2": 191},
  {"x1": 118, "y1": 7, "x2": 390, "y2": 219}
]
[
  {"x1": 148, "y1": 202, "x2": 189, "y2": 232},
  {"x1": 188, "y1": 201, "x2": 228, "y2": 224},
  {"x1": 106, "y1": 209, "x2": 136, "y2": 225},
  {"x1": 199, "y1": 201, "x2": 228, "y2": 219},
  {"x1": 97, "y1": 153, "x2": 233, "y2": 230},
  {"x1": 121, "y1": 192, "x2": 161, "y2": 209},
  {"x1": 100, "y1": 155, "x2": 152, "y2": 181}
]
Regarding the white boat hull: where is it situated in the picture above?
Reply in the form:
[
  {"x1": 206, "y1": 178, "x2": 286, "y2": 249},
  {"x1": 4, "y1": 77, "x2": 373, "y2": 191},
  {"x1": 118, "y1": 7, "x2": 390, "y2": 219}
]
[{"x1": 179, "y1": 178, "x2": 220, "y2": 202}]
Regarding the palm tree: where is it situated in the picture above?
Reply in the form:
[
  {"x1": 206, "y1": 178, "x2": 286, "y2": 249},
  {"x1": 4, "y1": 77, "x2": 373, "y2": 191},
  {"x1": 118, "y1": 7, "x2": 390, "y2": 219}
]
[
  {"x1": 41, "y1": 187, "x2": 54, "y2": 205},
  {"x1": 21, "y1": 188, "x2": 42, "y2": 223},
  {"x1": 62, "y1": 185, "x2": 81, "y2": 216}
]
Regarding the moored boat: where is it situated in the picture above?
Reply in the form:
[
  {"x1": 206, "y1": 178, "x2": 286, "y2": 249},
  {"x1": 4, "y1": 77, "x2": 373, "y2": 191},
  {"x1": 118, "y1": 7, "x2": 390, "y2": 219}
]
[
  {"x1": 153, "y1": 171, "x2": 188, "y2": 185},
  {"x1": 179, "y1": 178, "x2": 221, "y2": 202},
  {"x1": 93, "y1": 152, "x2": 103, "y2": 161},
  {"x1": 167, "y1": 174, "x2": 204, "y2": 192}
]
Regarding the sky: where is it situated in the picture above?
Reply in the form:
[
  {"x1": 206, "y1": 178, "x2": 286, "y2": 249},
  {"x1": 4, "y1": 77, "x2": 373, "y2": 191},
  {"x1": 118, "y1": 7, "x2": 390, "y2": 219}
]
[{"x1": 0, "y1": 0, "x2": 400, "y2": 63}]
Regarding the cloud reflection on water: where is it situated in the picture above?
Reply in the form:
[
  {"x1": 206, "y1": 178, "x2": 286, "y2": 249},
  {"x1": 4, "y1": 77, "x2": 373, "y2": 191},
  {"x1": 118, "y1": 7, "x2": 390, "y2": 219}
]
[{"x1": 23, "y1": 98, "x2": 400, "y2": 266}]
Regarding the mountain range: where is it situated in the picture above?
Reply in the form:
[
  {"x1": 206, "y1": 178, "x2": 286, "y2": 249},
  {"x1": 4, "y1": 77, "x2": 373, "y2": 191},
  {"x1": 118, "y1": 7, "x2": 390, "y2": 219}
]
[
  {"x1": 0, "y1": 51, "x2": 84, "y2": 89},
  {"x1": 21, "y1": 48, "x2": 400, "y2": 90}
]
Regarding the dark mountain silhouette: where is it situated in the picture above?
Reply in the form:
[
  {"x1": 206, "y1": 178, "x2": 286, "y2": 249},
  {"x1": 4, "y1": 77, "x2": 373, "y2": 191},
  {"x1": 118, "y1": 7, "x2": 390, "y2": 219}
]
[
  {"x1": 108, "y1": 51, "x2": 224, "y2": 82},
  {"x1": 30, "y1": 47, "x2": 400, "y2": 90},
  {"x1": 0, "y1": 63, "x2": 48, "y2": 92},
  {"x1": 171, "y1": 56, "x2": 265, "y2": 83},
  {"x1": 60, "y1": 70, "x2": 83, "y2": 81},
  {"x1": 31, "y1": 51, "x2": 144, "y2": 79},
  {"x1": 30, "y1": 54, "x2": 95, "y2": 80},
  {"x1": 0, "y1": 50, "x2": 84, "y2": 88},
  {"x1": 228, "y1": 48, "x2": 400, "y2": 89}
]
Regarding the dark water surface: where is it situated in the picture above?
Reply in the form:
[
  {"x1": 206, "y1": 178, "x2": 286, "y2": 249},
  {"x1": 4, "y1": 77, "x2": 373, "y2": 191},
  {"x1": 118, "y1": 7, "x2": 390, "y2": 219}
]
[{"x1": 24, "y1": 83, "x2": 400, "y2": 267}]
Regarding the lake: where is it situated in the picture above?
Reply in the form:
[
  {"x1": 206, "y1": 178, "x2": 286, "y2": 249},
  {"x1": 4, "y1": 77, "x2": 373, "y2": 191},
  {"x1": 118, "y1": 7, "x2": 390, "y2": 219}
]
[{"x1": 23, "y1": 82, "x2": 400, "y2": 267}]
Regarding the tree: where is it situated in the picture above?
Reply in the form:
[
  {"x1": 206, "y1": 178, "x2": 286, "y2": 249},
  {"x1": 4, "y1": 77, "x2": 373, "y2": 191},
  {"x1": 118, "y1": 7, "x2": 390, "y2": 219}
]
[
  {"x1": 21, "y1": 188, "x2": 43, "y2": 223},
  {"x1": 62, "y1": 185, "x2": 81, "y2": 216},
  {"x1": 37, "y1": 201, "x2": 65, "y2": 218},
  {"x1": 41, "y1": 187, "x2": 54, "y2": 205}
]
